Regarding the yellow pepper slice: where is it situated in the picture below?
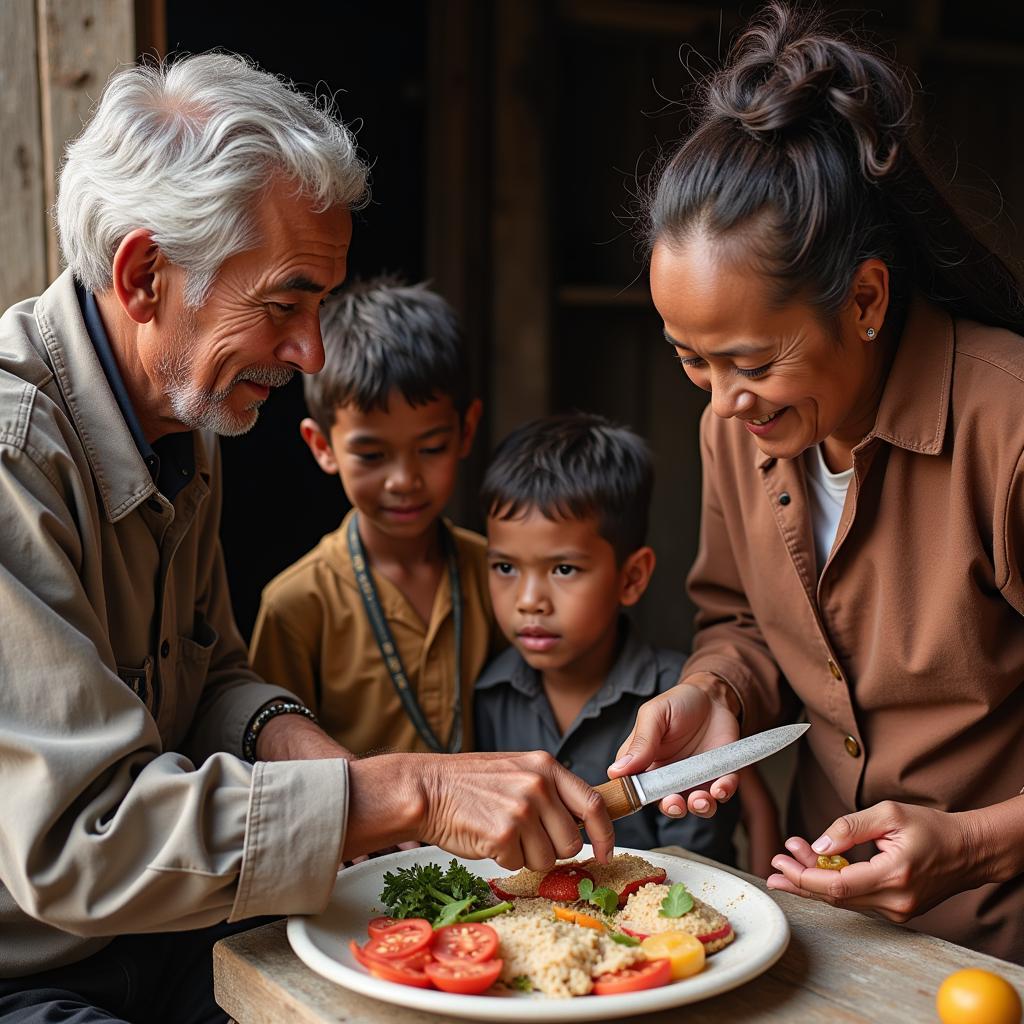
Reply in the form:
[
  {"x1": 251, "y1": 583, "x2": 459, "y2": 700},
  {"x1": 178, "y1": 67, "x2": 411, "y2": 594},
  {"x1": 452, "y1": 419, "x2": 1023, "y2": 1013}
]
[{"x1": 640, "y1": 931, "x2": 706, "y2": 980}]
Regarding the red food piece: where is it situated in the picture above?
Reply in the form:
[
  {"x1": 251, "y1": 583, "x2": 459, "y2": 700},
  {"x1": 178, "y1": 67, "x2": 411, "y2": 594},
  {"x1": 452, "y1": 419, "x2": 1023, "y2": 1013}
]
[
  {"x1": 349, "y1": 940, "x2": 434, "y2": 987},
  {"x1": 431, "y1": 923, "x2": 499, "y2": 964},
  {"x1": 697, "y1": 923, "x2": 734, "y2": 945},
  {"x1": 619, "y1": 924, "x2": 649, "y2": 940},
  {"x1": 537, "y1": 865, "x2": 595, "y2": 902},
  {"x1": 616, "y1": 868, "x2": 667, "y2": 907},
  {"x1": 424, "y1": 958, "x2": 503, "y2": 995},
  {"x1": 367, "y1": 916, "x2": 403, "y2": 938},
  {"x1": 593, "y1": 958, "x2": 672, "y2": 995},
  {"x1": 488, "y1": 878, "x2": 519, "y2": 902},
  {"x1": 363, "y1": 919, "x2": 432, "y2": 962}
]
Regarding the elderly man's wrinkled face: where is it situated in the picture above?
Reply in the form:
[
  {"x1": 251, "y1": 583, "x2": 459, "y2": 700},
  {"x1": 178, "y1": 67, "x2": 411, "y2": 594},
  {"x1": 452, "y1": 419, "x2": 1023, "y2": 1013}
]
[{"x1": 157, "y1": 180, "x2": 352, "y2": 436}]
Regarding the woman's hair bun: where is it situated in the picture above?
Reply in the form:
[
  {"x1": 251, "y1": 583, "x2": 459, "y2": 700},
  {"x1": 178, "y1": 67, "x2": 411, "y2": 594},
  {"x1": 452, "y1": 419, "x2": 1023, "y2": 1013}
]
[{"x1": 706, "y1": 1, "x2": 912, "y2": 178}]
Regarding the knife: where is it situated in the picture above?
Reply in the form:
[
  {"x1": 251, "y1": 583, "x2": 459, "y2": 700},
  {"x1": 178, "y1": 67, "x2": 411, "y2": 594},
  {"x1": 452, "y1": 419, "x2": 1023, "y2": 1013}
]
[{"x1": 592, "y1": 723, "x2": 809, "y2": 821}]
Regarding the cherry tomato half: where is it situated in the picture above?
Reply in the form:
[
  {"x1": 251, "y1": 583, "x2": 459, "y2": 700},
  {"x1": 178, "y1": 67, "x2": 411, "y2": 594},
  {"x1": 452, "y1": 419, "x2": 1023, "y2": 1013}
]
[
  {"x1": 349, "y1": 940, "x2": 433, "y2": 988},
  {"x1": 363, "y1": 918, "x2": 432, "y2": 962},
  {"x1": 593, "y1": 958, "x2": 672, "y2": 995},
  {"x1": 431, "y1": 923, "x2": 499, "y2": 964},
  {"x1": 424, "y1": 958, "x2": 504, "y2": 995},
  {"x1": 367, "y1": 916, "x2": 403, "y2": 938}
]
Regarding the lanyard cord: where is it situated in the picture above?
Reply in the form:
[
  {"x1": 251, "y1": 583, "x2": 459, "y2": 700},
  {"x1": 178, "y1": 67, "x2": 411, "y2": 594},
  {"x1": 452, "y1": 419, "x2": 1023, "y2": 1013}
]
[{"x1": 347, "y1": 512, "x2": 463, "y2": 753}]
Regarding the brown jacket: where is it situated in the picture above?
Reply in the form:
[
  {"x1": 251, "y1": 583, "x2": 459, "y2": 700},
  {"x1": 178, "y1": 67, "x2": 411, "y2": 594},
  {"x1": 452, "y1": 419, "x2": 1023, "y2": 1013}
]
[{"x1": 686, "y1": 297, "x2": 1024, "y2": 963}]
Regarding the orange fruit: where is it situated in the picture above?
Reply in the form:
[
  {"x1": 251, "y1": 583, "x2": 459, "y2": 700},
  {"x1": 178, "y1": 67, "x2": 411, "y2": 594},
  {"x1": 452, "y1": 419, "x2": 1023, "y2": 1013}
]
[{"x1": 936, "y1": 968, "x2": 1022, "y2": 1024}]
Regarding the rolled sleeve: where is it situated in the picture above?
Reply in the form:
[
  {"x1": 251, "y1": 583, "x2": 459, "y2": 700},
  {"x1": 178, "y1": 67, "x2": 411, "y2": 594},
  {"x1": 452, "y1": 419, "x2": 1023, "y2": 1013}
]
[{"x1": 230, "y1": 757, "x2": 349, "y2": 921}]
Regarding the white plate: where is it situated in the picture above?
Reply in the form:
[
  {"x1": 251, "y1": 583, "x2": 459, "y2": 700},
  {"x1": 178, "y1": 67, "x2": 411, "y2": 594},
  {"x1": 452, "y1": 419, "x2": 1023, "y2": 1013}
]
[{"x1": 287, "y1": 845, "x2": 789, "y2": 1022}]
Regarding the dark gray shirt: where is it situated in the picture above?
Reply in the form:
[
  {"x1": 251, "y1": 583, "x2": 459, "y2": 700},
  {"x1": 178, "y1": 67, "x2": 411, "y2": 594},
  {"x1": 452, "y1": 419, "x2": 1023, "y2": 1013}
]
[{"x1": 474, "y1": 621, "x2": 738, "y2": 861}]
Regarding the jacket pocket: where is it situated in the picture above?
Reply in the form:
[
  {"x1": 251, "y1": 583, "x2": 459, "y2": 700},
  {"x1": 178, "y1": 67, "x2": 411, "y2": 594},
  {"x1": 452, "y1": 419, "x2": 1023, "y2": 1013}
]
[
  {"x1": 175, "y1": 615, "x2": 218, "y2": 707},
  {"x1": 117, "y1": 656, "x2": 155, "y2": 711}
]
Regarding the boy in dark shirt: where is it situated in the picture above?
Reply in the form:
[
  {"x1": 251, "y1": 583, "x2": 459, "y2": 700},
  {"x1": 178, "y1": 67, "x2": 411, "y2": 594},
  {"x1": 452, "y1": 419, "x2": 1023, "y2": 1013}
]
[{"x1": 474, "y1": 413, "x2": 745, "y2": 858}]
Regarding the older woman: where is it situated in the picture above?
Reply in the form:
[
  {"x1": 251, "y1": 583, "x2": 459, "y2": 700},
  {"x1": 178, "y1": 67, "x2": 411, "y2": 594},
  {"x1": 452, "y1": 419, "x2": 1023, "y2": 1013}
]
[{"x1": 611, "y1": 2, "x2": 1024, "y2": 963}]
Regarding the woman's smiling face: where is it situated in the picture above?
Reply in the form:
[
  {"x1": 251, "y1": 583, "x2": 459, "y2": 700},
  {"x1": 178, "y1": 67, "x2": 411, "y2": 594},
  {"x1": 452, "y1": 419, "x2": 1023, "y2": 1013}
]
[{"x1": 650, "y1": 232, "x2": 888, "y2": 465}]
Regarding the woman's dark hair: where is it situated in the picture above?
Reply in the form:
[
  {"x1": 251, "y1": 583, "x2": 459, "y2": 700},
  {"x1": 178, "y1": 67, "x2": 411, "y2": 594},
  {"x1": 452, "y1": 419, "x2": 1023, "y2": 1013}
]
[
  {"x1": 481, "y1": 413, "x2": 653, "y2": 563},
  {"x1": 648, "y1": 2, "x2": 1024, "y2": 334}
]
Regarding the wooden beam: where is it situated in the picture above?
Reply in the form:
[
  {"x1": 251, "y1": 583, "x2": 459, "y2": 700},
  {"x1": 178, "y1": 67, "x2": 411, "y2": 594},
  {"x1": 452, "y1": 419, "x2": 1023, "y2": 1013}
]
[
  {"x1": 134, "y1": 0, "x2": 167, "y2": 60},
  {"x1": 36, "y1": 0, "x2": 136, "y2": 281},
  {"x1": 490, "y1": 0, "x2": 551, "y2": 441},
  {"x1": 0, "y1": 0, "x2": 47, "y2": 308}
]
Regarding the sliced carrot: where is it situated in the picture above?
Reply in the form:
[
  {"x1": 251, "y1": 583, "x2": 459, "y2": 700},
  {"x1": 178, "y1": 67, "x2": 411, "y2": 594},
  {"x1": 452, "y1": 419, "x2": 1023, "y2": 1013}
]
[{"x1": 552, "y1": 906, "x2": 607, "y2": 931}]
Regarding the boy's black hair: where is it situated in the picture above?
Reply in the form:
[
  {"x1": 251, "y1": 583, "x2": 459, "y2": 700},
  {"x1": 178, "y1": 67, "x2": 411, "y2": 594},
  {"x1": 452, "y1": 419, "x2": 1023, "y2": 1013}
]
[
  {"x1": 481, "y1": 413, "x2": 654, "y2": 562},
  {"x1": 304, "y1": 275, "x2": 472, "y2": 434}
]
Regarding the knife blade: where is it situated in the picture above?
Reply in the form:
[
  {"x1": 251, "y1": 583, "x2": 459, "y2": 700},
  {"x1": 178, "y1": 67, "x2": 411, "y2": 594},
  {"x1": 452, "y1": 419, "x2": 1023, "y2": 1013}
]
[{"x1": 593, "y1": 723, "x2": 809, "y2": 821}]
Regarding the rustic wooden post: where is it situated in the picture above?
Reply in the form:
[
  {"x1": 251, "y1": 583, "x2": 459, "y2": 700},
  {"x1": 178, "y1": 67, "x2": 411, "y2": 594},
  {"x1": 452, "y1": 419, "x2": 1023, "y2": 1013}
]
[
  {"x1": 36, "y1": 0, "x2": 136, "y2": 281},
  {"x1": 0, "y1": 0, "x2": 48, "y2": 309},
  {"x1": 490, "y1": 0, "x2": 552, "y2": 441}
]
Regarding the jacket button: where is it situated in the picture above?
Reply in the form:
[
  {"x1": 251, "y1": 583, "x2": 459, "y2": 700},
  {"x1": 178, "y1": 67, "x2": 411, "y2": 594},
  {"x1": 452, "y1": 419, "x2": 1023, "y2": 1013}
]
[
  {"x1": 844, "y1": 735, "x2": 861, "y2": 758},
  {"x1": 160, "y1": 639, "x2": 170, "y2": 658},
  {"x1": 827, "y1": 659, "x2": 843, "y2": 682},
  {"x1": 779, "y1": 492, "x2": 791, "y2": 506}
]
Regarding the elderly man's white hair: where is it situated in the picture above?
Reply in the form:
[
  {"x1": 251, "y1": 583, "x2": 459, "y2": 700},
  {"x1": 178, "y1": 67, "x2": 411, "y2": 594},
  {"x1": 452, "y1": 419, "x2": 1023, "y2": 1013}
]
[{"x1": 57, "y1": 53, "x2": 369, "y2": 307}]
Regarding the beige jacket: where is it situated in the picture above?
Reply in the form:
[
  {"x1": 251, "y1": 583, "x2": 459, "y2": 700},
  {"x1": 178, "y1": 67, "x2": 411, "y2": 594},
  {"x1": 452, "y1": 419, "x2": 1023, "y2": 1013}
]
[
  {"x1": 686, "y1": 297, "x2": 1024, "y2": 963},
  {"x1": 0, "y1": 272, "x2": 348, "y2": 977}
]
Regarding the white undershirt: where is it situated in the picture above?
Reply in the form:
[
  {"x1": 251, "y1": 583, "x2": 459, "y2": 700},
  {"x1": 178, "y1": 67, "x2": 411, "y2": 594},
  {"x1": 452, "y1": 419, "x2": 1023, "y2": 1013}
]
[{"x1": 804, "y1": 443, "x2": 854, "y2": 574}]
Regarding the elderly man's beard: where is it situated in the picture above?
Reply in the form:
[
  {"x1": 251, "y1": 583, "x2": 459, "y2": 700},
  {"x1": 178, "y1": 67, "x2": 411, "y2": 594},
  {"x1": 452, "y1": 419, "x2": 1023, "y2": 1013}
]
[{"x1": 158, "y1": 313, "x2": 294, "y2": 436}]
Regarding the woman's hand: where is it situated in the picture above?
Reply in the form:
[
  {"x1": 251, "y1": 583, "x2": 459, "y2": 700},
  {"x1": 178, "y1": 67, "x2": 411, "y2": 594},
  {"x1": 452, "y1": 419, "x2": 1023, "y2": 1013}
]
[
  {"x1": 766, "y1": 800, "x2": 981, "y2": 922},
  {"x1": 607, "y1": 673, "x2": 742, "y2": 820}
]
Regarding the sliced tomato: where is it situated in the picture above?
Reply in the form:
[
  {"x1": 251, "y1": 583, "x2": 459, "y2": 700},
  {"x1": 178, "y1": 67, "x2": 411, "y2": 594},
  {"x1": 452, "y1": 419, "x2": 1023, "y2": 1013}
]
[
  {"x1": 367, "y1": 916, "x2": 403, "y2": 938},
  {"x1": 616, "y1": 869, "x2": 667, "y2": 907},
  {"x1": 698, "y1": 923, "x2": 734, "y2": 945},
  {"x1": 431, "y1": 922, "x2": 499, "y2": 964},
  {"x1": 619, "y1": 924, "x2": 649, "y2": 940},
  {"x1": 424, "y1": 958, "x2": 503, "y2": 995},
  {"x1": 363, "y1": 918, "x2": 432, "y2": 961},
  {"x1": 349, "y1": 940, "x2": 433, "y2": 988},
  {"x1": 593, "y1": 958, "x2": 672, "y2": 995}
]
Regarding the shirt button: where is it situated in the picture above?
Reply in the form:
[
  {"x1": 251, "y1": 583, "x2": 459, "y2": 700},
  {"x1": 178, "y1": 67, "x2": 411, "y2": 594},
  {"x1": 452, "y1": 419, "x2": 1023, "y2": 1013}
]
[
  {"x1": 827, "y1": 658, "x2": 843, "y2": 682},
  {"x1": 779, "y1": 492, "x2": 791, "y2": 506},
  {"x1": 844, "y1": 735, "x2": 861, "y2": 758},
  {"x1": 160, "y1": 639, "x2": 170, "y2": 658}
]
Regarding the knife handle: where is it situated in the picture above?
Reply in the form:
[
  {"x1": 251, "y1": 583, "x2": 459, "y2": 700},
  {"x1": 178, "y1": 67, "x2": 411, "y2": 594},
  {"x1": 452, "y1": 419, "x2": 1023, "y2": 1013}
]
[{"x1": 593, "y1": 776, "x2": 644, "y2": 821}]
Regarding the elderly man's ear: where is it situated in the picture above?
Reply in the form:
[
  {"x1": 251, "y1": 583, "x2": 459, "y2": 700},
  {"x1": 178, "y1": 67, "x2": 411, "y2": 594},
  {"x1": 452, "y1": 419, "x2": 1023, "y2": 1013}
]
[{"x1": 110, "y1": 228, "x2": 168, "y2": 324}]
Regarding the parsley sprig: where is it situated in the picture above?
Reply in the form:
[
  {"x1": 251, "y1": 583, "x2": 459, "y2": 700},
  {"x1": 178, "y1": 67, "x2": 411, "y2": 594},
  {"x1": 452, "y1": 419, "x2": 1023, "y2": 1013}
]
[
  {"x1": 379, "y1": 859, "x2": 509, "y2": 927},
  {"x1": 576, "y1": 877, "x2": 620, "y2": 916},
  {"x1": 659, "y1": 882, "x2": 695, "y2": 918}
]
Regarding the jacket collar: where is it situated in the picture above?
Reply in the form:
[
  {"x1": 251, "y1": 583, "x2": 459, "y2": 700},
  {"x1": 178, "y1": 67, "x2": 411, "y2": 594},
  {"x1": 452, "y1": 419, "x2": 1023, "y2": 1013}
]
[
  {"x1": 32, "y1": 270, "x2": 159, "y2": 522},
  {"x1": 754, "y1": 295, "x2": 954, "y2": 470}
]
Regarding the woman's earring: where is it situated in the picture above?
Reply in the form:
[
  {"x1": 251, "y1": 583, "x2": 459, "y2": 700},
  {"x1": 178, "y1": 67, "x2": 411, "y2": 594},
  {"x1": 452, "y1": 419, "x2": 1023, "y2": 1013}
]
[{"x1": 866, "y1": 327, "x2": 877, "y2": 339}]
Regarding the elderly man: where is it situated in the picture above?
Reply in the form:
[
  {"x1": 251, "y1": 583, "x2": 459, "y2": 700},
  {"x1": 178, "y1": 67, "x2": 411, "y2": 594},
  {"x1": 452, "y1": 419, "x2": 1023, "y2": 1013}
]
[{"x1": 0, "y1": 55, "x2": 612, "y2": 1022}]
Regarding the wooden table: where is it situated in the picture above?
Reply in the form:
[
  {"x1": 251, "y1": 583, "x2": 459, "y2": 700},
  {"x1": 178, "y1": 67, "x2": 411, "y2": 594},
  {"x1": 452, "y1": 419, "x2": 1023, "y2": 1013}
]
[{"x1": 213, "y1": 847, "x2": 1024, "y2": 1023}]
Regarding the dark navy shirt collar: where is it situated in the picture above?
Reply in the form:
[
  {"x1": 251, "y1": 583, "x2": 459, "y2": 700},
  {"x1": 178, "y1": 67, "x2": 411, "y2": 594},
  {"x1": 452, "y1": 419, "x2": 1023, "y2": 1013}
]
[{"x1": 75, "y1": 281, "x2": 195, "y2": 501}]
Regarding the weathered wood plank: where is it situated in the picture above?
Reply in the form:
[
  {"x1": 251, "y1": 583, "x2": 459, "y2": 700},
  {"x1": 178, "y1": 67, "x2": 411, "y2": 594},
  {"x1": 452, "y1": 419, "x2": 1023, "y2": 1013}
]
[
  {"x1": 0, "y1": 0, "x2": 47, "y2": 309},
  {"x1": 36, "y1": 0, "x2": 135, "y2": 280},
  {"x1": 213, "y1": 847, "x2": 1024, "y2": 1023},
  {"x1": 489, "y1": 0, "x2": 551, "y2": 441}
]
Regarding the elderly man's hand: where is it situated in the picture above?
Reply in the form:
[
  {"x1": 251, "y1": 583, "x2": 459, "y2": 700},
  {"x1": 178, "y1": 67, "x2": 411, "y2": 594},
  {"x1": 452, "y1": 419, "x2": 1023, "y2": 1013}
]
[{"x1": 345, "y1": 751, "x2": 615, "y2": 872}]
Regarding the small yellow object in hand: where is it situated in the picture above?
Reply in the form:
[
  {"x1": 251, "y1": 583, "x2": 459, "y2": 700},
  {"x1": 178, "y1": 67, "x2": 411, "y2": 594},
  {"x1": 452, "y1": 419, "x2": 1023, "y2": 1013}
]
[{"x1": 816, "y1": 854, "x2": 849, "y2": 870}]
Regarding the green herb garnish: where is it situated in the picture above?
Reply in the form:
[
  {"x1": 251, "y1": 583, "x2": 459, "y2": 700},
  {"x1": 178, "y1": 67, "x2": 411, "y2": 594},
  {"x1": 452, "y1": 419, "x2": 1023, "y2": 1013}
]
[
  {"x1": 460, "y1": 901, "x2": 513, "y2": 923},
  {"x1": 609, "y1": 930, "x2": 641, "y2": 946},
  {"x1": 379, "y1": 859, "x2": 492, "y2": 925},
  {"x1": 659, "y1": 882, "x2": 694, "y2": 918},
  {"x1": 433, "y1": 896, "x2": 476, "y2": 927},
  {"x1": 577, "y1": 878, "x2": 619, "y2": 916},
  {"x1": 512, "y1": 975, "x2": 533, "y2": 992}
]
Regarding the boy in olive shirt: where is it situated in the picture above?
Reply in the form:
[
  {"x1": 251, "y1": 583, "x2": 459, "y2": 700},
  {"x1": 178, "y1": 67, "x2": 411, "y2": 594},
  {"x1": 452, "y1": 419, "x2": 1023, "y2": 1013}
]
[{"x1": 251, "y1": 278, "x2": 492, "y2": 756}]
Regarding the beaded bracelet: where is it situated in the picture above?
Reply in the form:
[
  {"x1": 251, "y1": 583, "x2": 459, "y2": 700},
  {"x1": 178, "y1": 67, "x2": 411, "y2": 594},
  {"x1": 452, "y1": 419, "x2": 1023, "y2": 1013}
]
[{"x1": 242, "y1": 701, "x2": 318, "y2": 763}]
